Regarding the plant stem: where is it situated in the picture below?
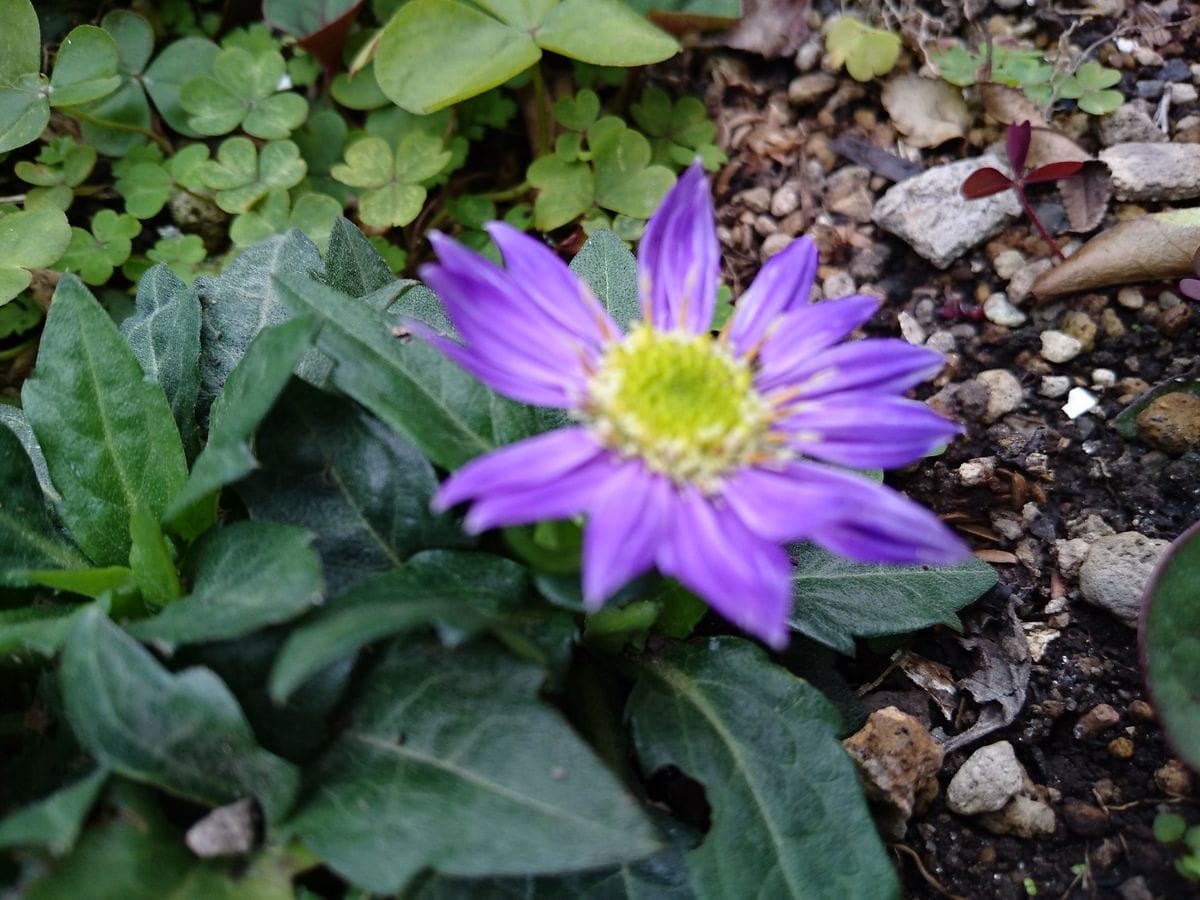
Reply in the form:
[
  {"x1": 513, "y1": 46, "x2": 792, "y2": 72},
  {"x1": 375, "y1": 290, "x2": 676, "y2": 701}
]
[
  {"x1": 1016, "y1": 186, "x2": 1066, "y2": 262},
  {"x1": 65, "y1": 107, "x2": 174, "y2": 154},
  {"x1": 531, "y1": 62, "x2": 551, "y2": 158},
  {"x1": 480, "y1": 181, "x2": 530, "y2": 203}
]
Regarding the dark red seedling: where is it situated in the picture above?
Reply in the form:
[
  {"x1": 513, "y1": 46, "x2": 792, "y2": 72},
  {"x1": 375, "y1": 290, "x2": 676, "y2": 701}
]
[{"x1": 961, "y1": 120, "x2": 1083, "y2": 262}]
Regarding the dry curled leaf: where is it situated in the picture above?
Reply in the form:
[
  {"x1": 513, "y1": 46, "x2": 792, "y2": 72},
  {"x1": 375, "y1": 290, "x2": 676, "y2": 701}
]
[
  {"x1": 980, "y1": 83, "x2": 1048, "y2": 128},
  {"x1": 723, "y1": 0, "x2": 810, "y2": 58},
  {"x1": 1058, "y1": 160, "x2": 1112, "y2": 233},
  {"x1": 882, "y1": 74, "x2": 972, "y2": 148},
  {"x1": 1033, "y1": 209, "x2": 1200, "y2": 298},
  {"x1": 1025, "y1": 127, "x2": 1090, "y2": 168}
]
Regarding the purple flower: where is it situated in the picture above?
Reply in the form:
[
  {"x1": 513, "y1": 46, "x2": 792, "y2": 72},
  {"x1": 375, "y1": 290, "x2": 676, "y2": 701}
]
[{"x1": 418, "y1": 163, "x2": 968, "y2": 648}]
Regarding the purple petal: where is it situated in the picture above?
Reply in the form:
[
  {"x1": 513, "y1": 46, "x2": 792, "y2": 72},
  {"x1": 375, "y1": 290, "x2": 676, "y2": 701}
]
[
  {"x1": 727, "y1": 236, "x2": 819, "y2": 356},
  {"x1": 757, "y1": 338, "x2": 946, "y2": 397},
  {"x1": 753, "y1": 294, "x2": 880, "y2": 379},
  {"x1": 1180, "y1": 277, "x2": 1200, "y2": 301},
  {"x1": 777, "y1": 395, "x2": 963, "y2": 468},
  {"x1": 462, "y1": 451, "x2": 619, "y2": 533},
  {"x1": 435, "y1": 427, "x2": 605, "y2": 509},
  {"x1": 487, "y1": 223, "x2": 621, "y2": 344},
  {"x1": 638, "y1": 163, "x2": 719, "y2": 334},
  {"x1": 724, "y1": 462, "x2": 967, "y2": 566},
  {"x1": 656, "y1": 487, "x2": 791, "y2": 648},
  {"x1": 581, "y1": 462, "x2": 672, "y2": 608}
]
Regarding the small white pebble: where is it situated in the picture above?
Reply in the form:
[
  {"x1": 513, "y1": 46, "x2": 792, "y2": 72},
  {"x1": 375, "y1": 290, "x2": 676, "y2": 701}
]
[
  {"x1": 993, "y1": 249, "x2": 1026, "y2": 281},
  {"x1": 1039, "y1": 375, "x2": 1072, "y2": 398},
  {"x1": 1117, "y1": 287, "x2": 1145, "y2": 309},
  {"x1": 924, "y1": 330, "x2": 957, "y2": 353},
  {"x1": 983, "y1": 293, "x2": 1027, "y2": 327},
  {"x1": 761, "y1": 233, "x2": 792, "y2": 259},
  {"x1": 958, "y1": 457, "x2": 996, "y2": 486},
  {"x1": 1092, "y1": 368, "x2": 1117, "y2": 388},
  {"x1": 1040, "y1": 330, "x2": 1083, "y2": 364},
  {"x1": 1170, "y1": 83, "x2": 1198, "y2": 104},
  {"x1": 822, "y1": 272, "x2": 856, "y2": 299},
  {"x1": 898, "y1": 311, "x2": 926, "y2": 346},
  {"x1": 1063, "y1": 387, "x2": 1098, "y2": 419}
]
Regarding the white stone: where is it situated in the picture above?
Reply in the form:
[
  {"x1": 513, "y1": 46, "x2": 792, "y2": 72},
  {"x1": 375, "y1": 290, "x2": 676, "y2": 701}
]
[
  {"x1": 1039, "y1": 375, "x2": 1072, "y2": 398},
  {"x1": 980, "y1": 794, "x2": 1057, "y2": 838},
  {"x1": 947, "y1": 742, "x2": 1027, "y2": 816},
  {"x1": 761, "y1": 233, "x2": 792, "y2": 259},
  {"x1": 770, "y1": 184, "x2": 800, "y2": 218},
  {"x1": 822, "y1": 272, "x2": 855, "y2": 300},
  {"x1": 993, "y1": 250, "x2": 1026, "y2": 280},
  {"x1": 983, "y1": 292, "x2": 1027, "y2": 327},
  {"x1": 1170, "y1": 83, "x2": 1199, "y2": 104},
  {"x1": 1117, "y1": 287, "x2": 1145, "y2": 309},
  {"x1": 1056, "y1": 537, "x2": 1092, "y2": 580},
  {"x1": 1040, "y1": 330, "x2": 1083, "y2": 364},
  {"x1": 977, "y1": 369, "x2": 1024, "y2": 422},
  {"x1": 739, "y1": 186, "x2": 771, "y2": 214},
  {"x1": 925, "y1": 330, "x2": 957, "y2": 353},
  {"x1": 1079, "y1": 532, "x2": 1170, "y2": 627},
  {"x1": 1063, "y1": 387, "x2": 1099, "y2": 419},
  {"x1": 898, "y1": 311, "x2": 926, "y2": 346},
  {"x1": 1092, "y1": 368, "x2": 1117, "y2": 388},
  {"x1": 958, "y1": 456, "x2": 996, "y2": 486}
]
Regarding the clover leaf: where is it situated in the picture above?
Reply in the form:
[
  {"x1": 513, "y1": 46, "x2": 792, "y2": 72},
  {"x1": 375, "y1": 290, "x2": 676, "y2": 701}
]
[
  {"x1": 75, "y1": 10, "x2": 155, "y2": 156},
  {"x1": 141, "y1": 35, "x2": 221, "y2": 137},
  {"x1": 825, "y1": 16, "x2": 901, "y2": 82},
  {"x1": 59, "y1": 210, "x2": 141, "y2": 285},
  {"x1": 229, "y1": 188, "x2": 343, "y2": 250},
  {"x1": 123, "y1": 234, "x2": 207, "y2": 285},
  {"x1": 14, "y1": 137, "x2": 96, "y2": 211},
  {"x1": 331, "y1": 133, "x2": 451, "y2": 229},
  {"x1": 199, "y1": 138, "x2": 307, "y2": 214},
  {"x1": 630, "y1": 85, "x2": 726, "y2": 171},
  {"x1": 179, "y1": 46, "x2": 309, "y2": 139},
  {"x1": 0, "y1": 207, "x2": 71, "y2": 305},
  {"x1": 1060, "y1": 61, "x2": 1123, "y2": 115},
  {"x1": 113, "y1": 143, "x2": 211, "y2": 219},
  {"x1": 0, "y1": 293, "x2": 42, "y2": 339}
]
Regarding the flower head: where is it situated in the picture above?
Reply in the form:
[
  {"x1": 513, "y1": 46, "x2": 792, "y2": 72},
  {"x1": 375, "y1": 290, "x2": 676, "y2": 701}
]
[{"x1": 418, "y1": 163, "x2": 968, "y2": 647}]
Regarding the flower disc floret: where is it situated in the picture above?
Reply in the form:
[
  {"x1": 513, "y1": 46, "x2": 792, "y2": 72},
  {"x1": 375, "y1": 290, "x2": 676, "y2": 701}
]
[{"x1": 585, "y1": 324, "x2": 771, "y2": 487}]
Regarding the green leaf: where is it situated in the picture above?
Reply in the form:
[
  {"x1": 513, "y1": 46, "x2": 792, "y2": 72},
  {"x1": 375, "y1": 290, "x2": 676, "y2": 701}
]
[
  {"x1": 590, "y1": 118, "x2": 676, "y2": 218},
  {"x1": 164, "y1": 315, "x2": 315, "y2": 535},
  {"x1": 528, "y1": 154, "x2": 594, "y2": 230},
  {"x1": 59, "y1": 210, "x2": 140, "y2": 285},
  {"x1": 628, "y1": 638, "x2": 900, "y2": 900},
  {"x1": 229, "y1": 189, "x2": 342, "y2": 251},
  {"x1": 0, "y1": 207, "x2": 71, "y2": 304},
  {"x1": 143, "y1": 36, "x2": 221, "y2": 137},
  {"x1": 554, "y1": 88, "x2": 600, "y2": 131},
  {"x1": 0, "y1": 603, "x2": 88, "y2": 656},
  {"x1": 238, "y1": 380, "x2": 466, "y2": 596},
  {"x1": 50, "y1": 25, "x2": 122, "y2": 108},
  {"x1": 0, "y1": 770, "x2": 107, "y2": 855},
  {"x1": 129, "y1": 521, "x2": 322, "y2": 647},
  {"x1": 788, "y1": 544, "x2": 997, "y2": 654},
  {"x1": 16, "y1": 566, "x2": 133, "y2": 598},
  {"x1": 143, "y1": 234, "x2": 207, "y2": 285},
  {"x1": 61, "y1": 608, "x2": 300, "y2": 821},
  {"x1": 120, "y1": 264, "x2": 202, "y2": 454},
  {"x1": 375, "y1": 0, "x2": 541, "y2": 114},
  {"x1": 21, "y1": 276, "x2": 188, "y2": 566},
  {"x1": 0, "y1": 72, "x2": 51, "y2": 154},
  {"x1": 0, "y1": 421, "x2": 85, "y2": 577},
  {"x1": 0, "y1": 0, "x2": 40, "y2": 84},
  {"x1": 322, "y1": 215, "x2": 396, "y2": 296},
  {"x1": 113, "y1": 152, "x2": 173, "y2": 219},
  {"x1": 75, "y1": 11, "x2": 155, "y2": 156},
  {"x1": 200, "y1": 137, "x2": 308, "y2": 214},
  {"x1": 101, "y1": 9, "x2": 154, "y2": 73},
  {"x1": 1142, "y1": 521, "x2": 1200, "y2": 771},
  {"x1": 824, "y1": 16, "x2": 901, "y2": 83},
  {"x1": 271, "y1": 268, "x2": 524, "y2": 470},
  {"x1": 535, "y1": 0, "x2": 677, "y2": 67},
  {"x1": 269, "y1": 549, "x2": 526, "y2": 701},
  {"x1": 287, "y1": 638, "x2": 660, "y2": 893},
  {"x1": 128, "y1": 505, "x2": 181, "y2": 605},
  {"x1": 14, "y1": 137, "x2": 96, "y2": 190},
  {"x1": 330, "y1": 62, "x2": 390, "y2": 110},
  {"x1": 181, "y1": 46, "x2": 308, "y2": 138},
  {"x1": 332, "y1": 133, "x2": 450, "y2": 229},
  {"x1": 569, "y1": 227, "x2": 641, "y2": 331}
]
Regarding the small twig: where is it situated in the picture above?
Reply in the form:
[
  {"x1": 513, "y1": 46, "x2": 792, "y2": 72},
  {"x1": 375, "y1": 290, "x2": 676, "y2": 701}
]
[
  {"x1": 890, "y1": 843, "x2": 968, "y2": 900},
  {"x1": 0, "y1": 194, "x2": 27, "y2": 204}
]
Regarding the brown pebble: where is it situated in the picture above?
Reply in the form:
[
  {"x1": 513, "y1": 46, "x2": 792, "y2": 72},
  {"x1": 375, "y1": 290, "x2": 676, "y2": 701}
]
[
  {"x1": 1155, "y1": 759, "x2": 1196, "y2": 797},
  {"x1": 1062, "y1": 798, "x2": 1110, "y2": 837},
  {"x1": 1128, "y1": 699, "x2": 1155, "y2": 722},
  {"x1": 1093, "y1": 778, "x2": 1121, "y2": 805},
  {"x1": 1090, "y1": 838, "x2": 1122, "y2": 871},
  {"x1": 978, "y1": 845, "x2": 997, "y2": 866},
  {"x1": 1074, "y1": 703, "x2": 1120, "y2": 740},
  {"x1": 1041, "y1": 699, "x2": 1065, "y2": 719},
  {"x1": 1108, "y1": 736, "x2": 1134, "y2": 759},
  {"x1": 1156, "y1": 303, "x2": 1192, "y2": 338},
  {"x1": 1136, "y1": 392, "x2": 1200, "y2": 454}
]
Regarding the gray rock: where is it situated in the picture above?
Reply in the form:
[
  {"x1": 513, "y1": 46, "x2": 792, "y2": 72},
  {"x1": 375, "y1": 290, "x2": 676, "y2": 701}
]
[
  {"x1": 979, "y1": 794, "x2": 1057, "y2": 838},
  {"x1": 739, "y1": 186, "x2": 771, "y2": 214},
  {"x1": 1007, "y1": 259, "x2": 1053, "y2": 305},
  {"x1": 1099, "y1": 142, "x2": 1200, "y2": 201},
  {"x1": 947, "y1": 741, "x2": 1026, "y2": 816},
  {"x1": 1079, "y1": 532, "x2": 1170, "y2": 626},
  {"x1": 1098, "y1": 101, "x2": 1168, "y2": 146},
  {"x1": 770, "y1": 184, "x2": 800, "y2": 218},
  {"x1": 976, "y1": 369, "x2": 1024, "y2": 422},
  {"x1": 1171, "y1": 83, "x2": 1199, "y2": 104},
  {"x1": 873, "y1": 155, "x2": 1020, "y2": 268}
]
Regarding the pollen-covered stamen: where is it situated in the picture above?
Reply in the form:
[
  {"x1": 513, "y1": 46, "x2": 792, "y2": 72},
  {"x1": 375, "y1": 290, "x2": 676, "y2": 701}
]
[{"x1": 584, "y1": 324, "x2": 776, "y2": 488}]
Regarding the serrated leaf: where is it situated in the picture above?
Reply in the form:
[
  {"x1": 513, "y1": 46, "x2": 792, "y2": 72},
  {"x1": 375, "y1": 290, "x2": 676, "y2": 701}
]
[
  {"x1": 628, "y1": 637, "x2": 899, "y2": 900},
  {"x1": 271, "y1": 268, "x2": 529, "y2": 470},
  {"x1": 61, "y1": 608, "x2": 300, "y2": 821},
  {"x1": 0, "y1": 207, "x2": 71, "y2": 304},
  {"x1": 165, "y1": 316, "x2": 314, "y2": 535},
  {"x1": 569, "y1": 227, "x2": 640, "y2": 331},
  {"x1": 0, "y1": 770, "x2": 107, "y2": 855},
  {"x1": 142, "y1": 36, "x2": 221, "y2": 137},
  {"x1": 788, "y1": 544, "x2": 996, "y2": 654},
  {"x1": 1142, "y1": 521, "x2": 1200, "y2": 771},
  {"x1": 49, "y1": 25, "x2": 122, "y2": 108},
  {"x1": 22, "y1": 277, "x2": 188, "y2": 566},
  {"x1": 287, "y1": 638, "x2": 660, "y2": 893},
  {"x1": 238, "y1": 380, "x2": 466, "y2": 596},
  {"x1": 120, "y1": 264, "x2": 202, "y2": 454},
  {"x1": 129, "y1": 521, "x2": 322, "y2": 647},
  {"x1": 269, "y1": 549, "x2": 524, "y2": 701}
]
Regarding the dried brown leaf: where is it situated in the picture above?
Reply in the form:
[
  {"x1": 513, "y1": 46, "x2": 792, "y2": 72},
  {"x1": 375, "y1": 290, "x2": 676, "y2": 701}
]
[
  {"x1": 980, "y1": 82, "x2": 1048, "y2": 128},
  {"x1": 1025, "y1": 127, "x2": 1090, "y2": 168},
  {"x1": 882, "y1": 74, "x2": 972, "y2": 149},
  {"x1": 723, "y1": 0, "x2": 810, "y2": 57},
  {"x1": 1058, "y1": 160, "x2": 1112, "y2": 233},
  {"x1": 1032, "y1": 210, "x2": 1200, "y2": 298}
]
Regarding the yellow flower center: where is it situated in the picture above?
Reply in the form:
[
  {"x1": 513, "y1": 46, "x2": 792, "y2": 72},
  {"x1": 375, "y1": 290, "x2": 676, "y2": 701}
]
[{"x1": 585, "y1": 324, "x2": 773, "y2": 488}]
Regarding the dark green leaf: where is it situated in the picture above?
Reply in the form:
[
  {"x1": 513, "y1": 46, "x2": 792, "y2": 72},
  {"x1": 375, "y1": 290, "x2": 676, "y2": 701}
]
[
  {"x1": 21, "y1": 276, "x2": 187, "y2": 566},
  {"x1": 788, "y1": 544, "x2": 997, "y2": 654},
  {"x1": 287, "y1": 639, "x2": 659, "y2": 893},
  {"x1": 0, "y1": 72, "x2": 50, "y2": 154},
  {"x1": 17, "y1": 566, "x2": 133, "y2": 598},
  {"x1": 0, "y1": 603, "x2": 87, "y2": 656},
  {"x1": 49, "y1": 25, "x2": 121, "y2": 108},
  {"x1": 164, "y1": 315, "x2": 314, "y2": 535},
  {"x1": 238, "y1": 380, "x2": 467, "y2": 596},
  {"x1": 120, "y1": 264, "x2": 202, "y2": 454},
  {"x1": 0, "y1": 769, "x2": 107, "y2": 855},
  {"x1": 1142, "y1": 520, "x2": 1200, "y2": 771},
  {"x1": 569, "y1": 228, "x2": 641, "y2": 331},
  {"x1": 628, "y1": 638, "x2": 899, "y2": 900},
  {"x1": 322, "y1": 216, "x2": 396, "y2": 297},
  {"x1": 129, "y1": 521, "x2": 321, "y2": 647},
  {"x1": 0, "y1": 404, "x2": 56, "y2": 500},
  {"x1": 269, "y1": 549, "x2": 527, "y2": 701},
  {"x1": 128, "y1": 506, "x2": 181, "y2": 605},
  {"x1": 0, "y1": 421, "x2": 85, "y2": 577},
  {"x1": 272, "y1": 268, "x2": 521, "y2": 470},
  {"x1": 142, "y1": 37, "x2": 221, "y2": 137},
  {"x1": 61, "y1": 608, "x2": 299, "y2": 821}
]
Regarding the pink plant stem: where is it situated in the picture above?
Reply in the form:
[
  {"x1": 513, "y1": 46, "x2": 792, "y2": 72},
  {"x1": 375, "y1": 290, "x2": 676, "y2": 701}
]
[{"x1": 1016, "y1": 187, "x2": 1066, "y2": 262}]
